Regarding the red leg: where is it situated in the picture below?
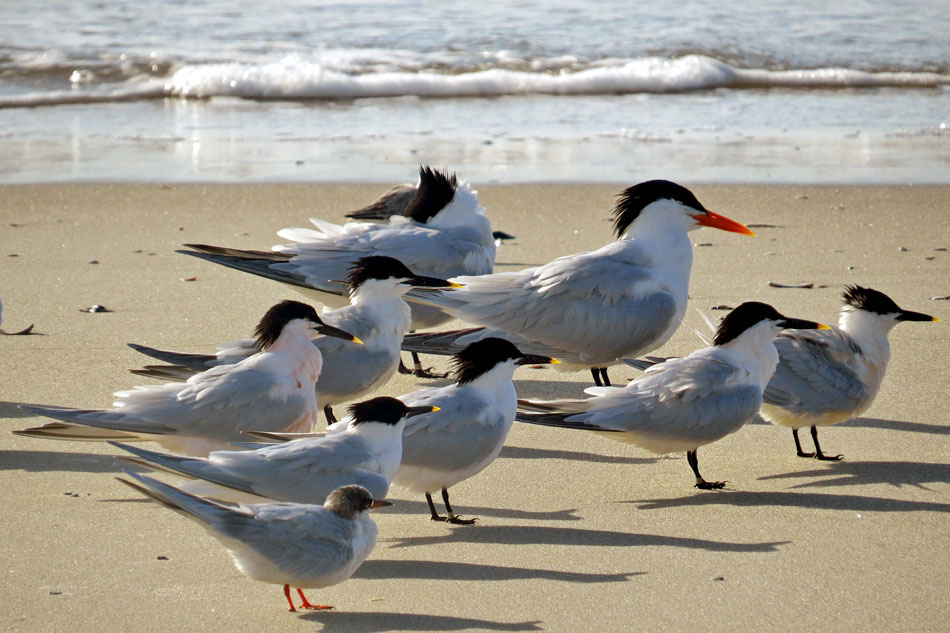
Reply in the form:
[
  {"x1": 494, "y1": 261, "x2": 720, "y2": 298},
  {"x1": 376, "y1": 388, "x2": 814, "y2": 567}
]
[
  {"x1": 296, "y1": 588, "x2": 333, "y2": 611},
  {"x1": 283, "y1": 584, "x2": 296, "y2": 611}
]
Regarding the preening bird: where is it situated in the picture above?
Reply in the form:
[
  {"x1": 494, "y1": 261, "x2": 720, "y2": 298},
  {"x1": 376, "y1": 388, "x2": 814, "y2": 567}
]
[
  {"x1": 14, "y1": 300, "x2": 359, "y2": 456},
  {"x1": 517, "y1": 302, "x2": 827, "y2": 489},
  {"x1": 110, "y1": 396, "x2": 437, "y2": 505},
  {"x1": 117, "y1": 473, "x2": 389, "y2": 612},
  {"x1": 760, "y1": 285, "x2": 939, "y2": 460},
  {"x1": 128, "y1": 256, "x2": 458, "y2": 423},
  {"x1": 400, "y1": 179, "x2": 754, "y2": 387}
]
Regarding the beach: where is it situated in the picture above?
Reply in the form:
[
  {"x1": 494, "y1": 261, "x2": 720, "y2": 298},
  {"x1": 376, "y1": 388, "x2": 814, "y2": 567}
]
[{"x1": 1, "y1": 182, "x2": 948, "y2": 632}]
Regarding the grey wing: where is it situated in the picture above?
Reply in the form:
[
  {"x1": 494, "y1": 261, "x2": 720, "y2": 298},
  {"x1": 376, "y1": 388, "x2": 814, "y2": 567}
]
[
  {"x1": 763, "y1": 330, "x2": 869, "y2": 414},
  {"x1": 399, "y1": 388, "x2": 509, "y2": 473},
  {"x1": 314, "y1": 309, "x2": 401, "y2": 402}
]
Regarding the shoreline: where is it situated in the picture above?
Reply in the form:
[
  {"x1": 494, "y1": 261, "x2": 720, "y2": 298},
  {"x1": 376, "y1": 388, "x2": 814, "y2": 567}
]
[{"x1": 1, "y1": 182, "x2": 948, "y2": 633}]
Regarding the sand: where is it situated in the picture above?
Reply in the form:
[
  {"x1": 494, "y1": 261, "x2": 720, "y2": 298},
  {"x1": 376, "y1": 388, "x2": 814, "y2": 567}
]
[{"x1": 1, "y1": 183, "x2": 948, "y2": 632}]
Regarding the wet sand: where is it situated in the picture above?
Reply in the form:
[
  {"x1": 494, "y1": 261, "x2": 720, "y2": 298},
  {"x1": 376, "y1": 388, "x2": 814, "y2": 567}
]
[{"x1": 1, "y1": 183, "x2": 948, "y2": 632}]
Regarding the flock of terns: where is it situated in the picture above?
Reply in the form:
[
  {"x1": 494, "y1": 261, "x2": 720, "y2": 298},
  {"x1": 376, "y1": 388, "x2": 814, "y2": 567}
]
[{"x1": 13, "y1": 167, "x2": 938, "y2": 611}]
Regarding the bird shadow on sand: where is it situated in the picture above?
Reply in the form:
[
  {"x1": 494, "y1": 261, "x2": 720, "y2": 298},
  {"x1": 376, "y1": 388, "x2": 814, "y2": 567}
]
[
  {"x1": 749, "y1": 414, "x2": 950, "y2": 436},
  {"x1": 354, "y1": 559, "x2": 642, "y2": 583},
  {"x1": 378, "y1": 498, "x2": 581, "y2": 522},
  {"x1": 0, "y1": 449, "x2": 122, "y2": 473},
  {"x1": 500, "y1": 444, "x2": 657, "y2": 466},
  {"x1": 383, "y1": 524, "x2": 788, "y2": 553},
  {"x1": 757, "y1": 460, "x2": 950, "y2": 490},
  {"x1": 298, "y1": 611, "x2": 542, "y2": 632},
  {"x1": 628, "y1": 489, "x2": 950, "y2": 513},
  {"x1": 512, "y1": 379, "x2": 599, "y2": 399}
]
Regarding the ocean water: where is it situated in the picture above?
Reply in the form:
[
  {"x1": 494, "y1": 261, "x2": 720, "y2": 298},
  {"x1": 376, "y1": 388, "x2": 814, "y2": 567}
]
[{"x1": 1, "y1": 0, "x2": 948, "y2": 184}]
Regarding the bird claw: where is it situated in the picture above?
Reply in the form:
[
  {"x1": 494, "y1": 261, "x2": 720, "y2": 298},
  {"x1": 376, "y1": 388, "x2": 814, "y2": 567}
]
[
  {"x1": 796, "y1": 451, "x2": 817, "y2": 459},
  {"x1": 695, "y1": 480, "x2": 727, "y2": 490},
  {"x1": 447, "y1": 516, "x2": 478, "y2": 525},
  {"x1": 815, "y1": 453, "x2": 843, "y2": 461},
  {"x1": 412, "y1": 367, "x2": 449, "y2": 379}
]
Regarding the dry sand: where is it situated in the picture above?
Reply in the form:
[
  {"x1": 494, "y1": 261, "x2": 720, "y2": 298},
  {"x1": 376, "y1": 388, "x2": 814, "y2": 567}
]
[{"x1": 1, "y1": 183, "x2": 948, "y2": 632}]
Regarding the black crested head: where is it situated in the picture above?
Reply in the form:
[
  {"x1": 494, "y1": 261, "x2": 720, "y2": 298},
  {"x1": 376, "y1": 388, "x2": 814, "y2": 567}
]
[
  {"x1": 254, "y1": 300, "x2": 320, "y2": 351},
  {"x1": 612, "y1": 180, "x2": 706, "y2": 238},
  {"x1": 714, "y1": 301, "x2": 785, "y2": 346},
  {"x1": 347, "y1": 396, "x2": 411, "y2": 427},
  {"x1": 345, "y1": 256, "x2": 415, "y2": 295},
  {"x1": 325, "y1": 484, "x2": 375, "y2": 519},
  {"x1": 451, "y1": 337, "x2": 523, "y2": 384},
  {"x1": 842, "y1": 285, "x2": 902, "y2": 315},
  {"x1": 404, "y1": 166, "x2": 458, "y2": 223}
]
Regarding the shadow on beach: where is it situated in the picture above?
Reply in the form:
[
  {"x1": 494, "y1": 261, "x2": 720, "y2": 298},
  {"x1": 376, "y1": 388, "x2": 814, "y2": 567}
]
[
  {"x1": 630, "y1": 490, "x2": 950, "y2": 513},
  {"x1": 298, "y1": 611, "x2": 543, "y2": 632},
  {"x1": 355, "y1": 559, "x2": 641, "y2": 583}
]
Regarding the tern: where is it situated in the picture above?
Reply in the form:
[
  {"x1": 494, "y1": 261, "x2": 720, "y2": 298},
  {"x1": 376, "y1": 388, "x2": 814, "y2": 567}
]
[
  {"x1": 400, "y1": 179, "x2": 754, "y2": 387},
  {"x1": 14, "y1": 300, "x2": 359, "y2": 456},
  {"x1": 128, "y1": 256, "x2": 458, "y2": 423},
  {"x1": 118, "y1": 473, "x2": 389, "y2": 612},
  {"x1": 760, "y1": 285, "x2": 939, "y2": 460},
  {"x1": 109, "y1": 396, "x2": 436, "y2": 504},
  {"x1": 330, "y1": 337, "x2": 559, "y2": 523},
  {"x1": 517, "y1": 302, "x2": 827, "y2": 489}
]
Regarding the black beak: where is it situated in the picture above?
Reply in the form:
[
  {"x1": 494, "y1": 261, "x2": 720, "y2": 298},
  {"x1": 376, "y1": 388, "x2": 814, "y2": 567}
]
[
  {"x1": 516, "y1": 354, "x2": 561, "y2": 366},
  {"x1": 406, "y1": 405, "x2": 439, "y2": 418},
  {"x1": 407, "y1": 275, "x2": 463, "y2": 289},
  {"x1": 492, "y1": 230, "x2": 516, "y2": 241},
  {"x1": 896, "y1": 310, "x2": 939, "y2": 322},
  {"x1": 777, "y1": 318, "x2": 829, "y2": 331},
  {"x1": 316, "y1": 322, "x2": 363, "y2": 343}
]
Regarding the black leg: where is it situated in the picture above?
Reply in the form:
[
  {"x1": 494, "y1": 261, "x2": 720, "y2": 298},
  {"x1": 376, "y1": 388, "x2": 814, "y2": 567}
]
[
  {"x1": 441, "y1": 487, "x2": 477, "y2": 525},
  {"x1": 811, "y1": 426, "x2": 843, "y2": 461},
  {"x1": 793, "y1": 428, "x2": 816, "y2": 458},
  {"x1": 323, "y1": 405, "x2": 337, "y2": 426},
  {"x1": 397, "y1": 357, "x2": 413, "y2": 374},
  {"x1": 590, "y1": 368, "x2": 603, "y2": 387},
  {"x1": 410, "y1": 351, "x2": 448, "y2": 379},
  {"x1": 687, "y1": 450, "x2": 726, "y2": 490},
  {"x1": 599, "y1": 367, "x2": 611, "y2": 387},
  {"x1": 425, "y1": 492, "x2": 447, "y2": 521}
]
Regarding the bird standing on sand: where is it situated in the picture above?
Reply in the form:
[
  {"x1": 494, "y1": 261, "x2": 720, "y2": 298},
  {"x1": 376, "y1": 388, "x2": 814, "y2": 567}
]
[
  {"x1": 760, "y1": 285, "x2": 939, "y2": 460},
  {"x1": 118, "y1": 473, "x2": 389, "y2": 612},
  {"x1": 14, "y1": 300, "x2": 360, "y2": 456},
  {"x1": 128, "y1": 256, "x2": 458, "y2": 423},
  {"x1": 110, "y1": 396, "x2": 437, "y2": 505},
  {"x1": 400, "y1": 179, "x2": 754, "y2": 387},
  {"x1": 517, "y1": 302, "x2": 827, "y2": 489}
]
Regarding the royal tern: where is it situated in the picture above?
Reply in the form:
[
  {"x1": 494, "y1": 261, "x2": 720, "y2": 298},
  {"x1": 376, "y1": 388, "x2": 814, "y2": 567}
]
[
  {"x1": 760, "y1": 285, "x2": 939, "y2": 460},
  {"x1": 330, "y1": 337, "x2": 558, "y2": 523},
  {"x1": 128, "y1": 256, "x2": 457, "y2": 423},
  {"x1": 14, "y1": 300, "x2": 359, "y2": 456},
  {"x1": 401, "y1": 179, "x2": 754, "y2": 387},
  {"x1": 517, "y1": 302, "x2": 827, "y2": 489},
  {"x1": 118, "y1": 474, "x2": 389, "y2": 611},
  {"x1": 110, "y1": 396, "x2": 437, "y2": 504}
]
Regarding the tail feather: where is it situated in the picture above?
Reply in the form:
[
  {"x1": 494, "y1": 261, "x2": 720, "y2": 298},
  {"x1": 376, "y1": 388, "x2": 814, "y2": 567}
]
[
  {"x1": 127, "y1": 343, "x2": 216, "y2": 371},
  {"x1": 619, "y1": 356, "x2": 671, "y2": 372},
  {"x1": 241, "y1": 430, "x2": 325, "y2": 443},
  {"x1": 177, "y1": 246, "x2": 317, "y2": 292},
  {"x1": 130, "y1": 365, "x2": 197, "y2": 381},
  {"x1": 115, "y1": 470, "x2": 246, "y2": 526},
  {"x1": 12, "y1": 421, "x2": 146, "y2": 442},
  {"x1": 109, "y1": 441, "x2": 258, "y2": 496},
  {"x1": 515, "y1": 411, "x2": 616, "y2": 432},
  {"x1": 400, "y1": 327, "x2": 487, "y2": 356},
  {"x1": 18, "y1": 404, "x2": 174, "y2": 436}
]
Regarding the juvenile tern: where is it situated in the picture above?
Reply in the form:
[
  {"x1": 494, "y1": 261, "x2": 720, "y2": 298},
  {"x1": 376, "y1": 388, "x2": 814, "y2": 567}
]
[
  {"x1": 517, "y1": 302, "x2": 827, "y2": 489},
  {"x1": 110, "y1": 396, "x2": 437, "y2": 504},
  {"x1": 400, "y1": 180, "x2": 754, "y2": 386},
  {"x1": 760, "y1": 285, "x2": 939, "y2": 460},
  {"x1": 118, "y1": 473, "x2": 389, "y2": 612},
  {"x1": 14, "y1": 300, "x2": 360, "y2": 456},
  {"x1": 128, "y1": 256, "x2": 457, "y2": 423},
  {"x1": 340, "y1": 337, "x2": 558, "y2": 523}
]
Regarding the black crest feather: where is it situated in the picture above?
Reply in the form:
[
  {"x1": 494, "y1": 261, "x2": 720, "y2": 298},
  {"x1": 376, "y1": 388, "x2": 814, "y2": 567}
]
[
  {"x1": 404, "y1": 166, "x2": 458, "y2": 223},
  {"x1": 347, "y1": 396, "x2": 411, "y2": 426},
  {"x1": 451, "y1": 337, "x2": 523, "y2": 384},
  {"x1": 714, "y1": 301, "x2": 784, "y2": 346},
  {"x1": 842, "y1": 285, "x2": 901, "y2": 315},
  {"x1": 612, "y1": 180, "x2": 706, "y2": 238},
  {"x1": 345, "y1": 256, "x2": 415, "y2": 295},
  {"x1": 254, "y1": 300, "x2": 320, "y2": 350}
]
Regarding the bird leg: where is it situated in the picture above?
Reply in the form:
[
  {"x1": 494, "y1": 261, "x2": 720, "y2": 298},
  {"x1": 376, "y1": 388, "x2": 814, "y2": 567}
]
[
  {"x1": 296, "y1": 588, "x2": 333, "y2": 611},
  {"x1": 810, "y1": 426, "x2": 843, "y2": 461},
  {"x1": 408, "y1": 352, "x2": 449, "y2": 379},
  {"x1": 323, "y1": 405, "x2": 337, "y2": 426},
  {"x1": 792, "y1": 428, "x2": 816, "y2": 458},
  {"x1": 425, "y1": 490, "x2": 477, "y2": 524},
  {"x1": 589, "y1": 367, "x2": 611, "y2": 387},
  {"x1": 687, "y1": 450, "x2": 726, "y2": 490}
]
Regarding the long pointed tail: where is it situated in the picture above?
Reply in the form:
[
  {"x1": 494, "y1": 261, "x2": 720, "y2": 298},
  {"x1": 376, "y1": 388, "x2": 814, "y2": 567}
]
[
  {"x1": 110, "y1": 441, "x2": 259, "y2": 496},
  {"x1": 115, "y1": 469, "x2": 247, "y2": 526},
  {"x1": 127, "y1": 343, "x2": 216, "y2": 372}
]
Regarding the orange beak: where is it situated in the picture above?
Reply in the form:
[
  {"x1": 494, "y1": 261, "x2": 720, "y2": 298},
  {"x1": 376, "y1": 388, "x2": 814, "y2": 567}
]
[{"x1": 695, "y1": 210, "x2": 755, "y2": 236}]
